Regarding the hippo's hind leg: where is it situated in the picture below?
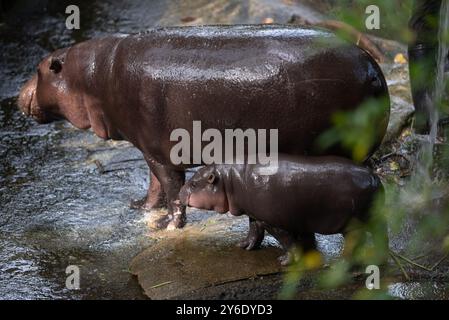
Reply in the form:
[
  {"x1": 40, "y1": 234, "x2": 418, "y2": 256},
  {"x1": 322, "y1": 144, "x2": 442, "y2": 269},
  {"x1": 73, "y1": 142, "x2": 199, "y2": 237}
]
[
  {"x1": 237, "y1": 217, "x2": 265, "y2": 250},
  {"x1": 283, "y1": 233, "x2": 317, "y2": 266},
  {"x1": 263, "y1": 224, "x2": 316, "y2": 265},
  {"x1": 262, "y1": 224, "x2": 296, "y2": 265},
  {"x1": 130, "y1": 171, "x2": 167, "y2": 210},
  {"x1": 298, "y1": 232, "x2": 317, "y2": 251},
  {"x1": 149, "y1": 164, "x2": 186, "y2": 230}
]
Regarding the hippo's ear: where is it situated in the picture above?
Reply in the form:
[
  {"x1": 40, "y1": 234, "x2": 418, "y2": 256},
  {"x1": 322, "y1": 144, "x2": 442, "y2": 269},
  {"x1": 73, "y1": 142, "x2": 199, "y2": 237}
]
[
  {"x1": 49, "y1": 58, "x2": 63, "y2": 74},
  {"x1": 207, "y1": 173, "x2": 216, "y2": 184}
]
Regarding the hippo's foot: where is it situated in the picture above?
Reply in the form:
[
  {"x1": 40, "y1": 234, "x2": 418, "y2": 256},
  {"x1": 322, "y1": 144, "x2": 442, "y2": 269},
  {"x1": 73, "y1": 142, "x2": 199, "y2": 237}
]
[
  {"x1": 167, "y1": 211, "x2": 187, "y2": 230},
  {"x1": 237, "y1": 237, "x2": 262, "y2": 250},
  {"x1": 278, "y1": 253, "x2": 293, "y2": 266},
  {"x1": 149, "y1": 214, "x2": 173, "y2": 230},
  {"x1": 130, "y1": 195, "x2": 167, "y2": 211},
  {"x1": 237, "y1": 218, "x2": 265, "y2": 250},
  {"x1": 149, "y1": 210, "x2": 187, "y2": 231},
  {"x1": 131, "y1": 171, "x2": 168, "y2": 210},
  {"x1": 277, "y1": 248, "x2": 304, "y2": 266}
]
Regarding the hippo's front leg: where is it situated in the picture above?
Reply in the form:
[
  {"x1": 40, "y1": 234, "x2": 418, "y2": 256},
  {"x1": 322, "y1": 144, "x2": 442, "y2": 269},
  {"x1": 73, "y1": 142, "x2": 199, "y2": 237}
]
[
  {"x1": 237, "y1": 217, "x2": 265, "y2": 250},
  {"x1": 149, "y1": 163, "x2": 186, "y2": 230},
  {"x1": 130, "y1": 171, "x2": 167, "y2": 210}
]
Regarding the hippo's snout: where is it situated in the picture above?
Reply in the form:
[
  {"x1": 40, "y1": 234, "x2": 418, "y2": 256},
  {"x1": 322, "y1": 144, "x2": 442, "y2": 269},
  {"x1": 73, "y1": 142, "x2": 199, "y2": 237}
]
[
  {"x1": 18, "y1": 74, "x2": 58, "y2": 124},
  {"x1": 18, "y1": 75, "x2": 37, "y2": 117}
]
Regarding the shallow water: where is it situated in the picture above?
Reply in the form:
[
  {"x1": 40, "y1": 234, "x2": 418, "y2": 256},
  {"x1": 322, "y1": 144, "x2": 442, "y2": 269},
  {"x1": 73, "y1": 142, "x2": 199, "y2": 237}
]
[{"x1": 388, "y1": 281, "x2": 449, "y2": 300}]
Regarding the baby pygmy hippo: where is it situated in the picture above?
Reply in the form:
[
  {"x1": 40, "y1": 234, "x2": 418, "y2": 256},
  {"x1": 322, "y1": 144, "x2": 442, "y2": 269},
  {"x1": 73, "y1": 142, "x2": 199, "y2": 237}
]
[{"x1": 179, "y1": 155, "x2": 383, "y2": 264}]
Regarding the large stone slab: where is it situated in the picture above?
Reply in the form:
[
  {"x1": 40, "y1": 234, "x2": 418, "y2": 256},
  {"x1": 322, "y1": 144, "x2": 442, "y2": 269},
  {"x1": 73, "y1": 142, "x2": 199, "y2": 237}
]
[{"x1": 130, "y1": 215, "x2": 282, "y2": 299}]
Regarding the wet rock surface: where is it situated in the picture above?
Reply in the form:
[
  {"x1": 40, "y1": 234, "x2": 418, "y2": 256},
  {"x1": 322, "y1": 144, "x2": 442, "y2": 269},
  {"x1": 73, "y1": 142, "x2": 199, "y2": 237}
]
[
  {"x1": 1, "y1": 0, "x2": 448, "y2": 300},
  {"x1": 129, "y1": 214, "x2": 283, "y2": 300}
]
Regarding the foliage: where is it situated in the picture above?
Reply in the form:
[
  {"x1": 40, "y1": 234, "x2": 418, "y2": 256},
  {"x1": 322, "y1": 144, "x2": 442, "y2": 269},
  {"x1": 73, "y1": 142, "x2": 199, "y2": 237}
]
[{"x1": 317, "y1": 97, "x2": 390, "y2": 163}]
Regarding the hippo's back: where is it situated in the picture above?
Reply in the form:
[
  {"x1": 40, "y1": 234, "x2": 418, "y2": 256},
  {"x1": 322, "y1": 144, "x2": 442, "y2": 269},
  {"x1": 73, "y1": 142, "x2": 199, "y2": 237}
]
[
  {"x1": 242, "y1": 155, "x2": 382, "y2": 234},
  {"x1": 121, "y1": 25, "x2": 375, "y2": 84},
  {"x1": 91, "y1": 25, "x2": 389, "y2": 162}
]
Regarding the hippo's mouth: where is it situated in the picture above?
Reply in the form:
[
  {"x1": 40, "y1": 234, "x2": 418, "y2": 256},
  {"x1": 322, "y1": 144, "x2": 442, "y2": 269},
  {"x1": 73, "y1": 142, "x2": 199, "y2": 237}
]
[
  {"x1": 18, "y1": 89, "x2": 61, "y2": 124},
  {"x1": 17, "y1": 74, "x2": 58, "y2": 124},
  {"x1": 18, "y1": 87, "x2": 34, "y2": 117}
]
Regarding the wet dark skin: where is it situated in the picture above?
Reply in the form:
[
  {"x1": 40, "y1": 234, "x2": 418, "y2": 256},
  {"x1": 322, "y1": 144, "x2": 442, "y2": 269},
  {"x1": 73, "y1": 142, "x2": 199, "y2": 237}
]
[
  {"x1": 18, "y1": 25, "x2": 389, "y2": 230},
  {"x1": 179, "y1": 155, "x2": 383, "y2": 264}
]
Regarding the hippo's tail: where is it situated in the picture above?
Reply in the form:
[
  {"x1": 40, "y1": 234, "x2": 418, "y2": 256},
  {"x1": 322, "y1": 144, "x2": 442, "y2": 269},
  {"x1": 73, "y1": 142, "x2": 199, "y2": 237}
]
[
  {"x1": 371, "y1": 173, "x2": 384, "y2": 203},
  {"x1": 359, "y1": 45, "x2": 390, "y2": 99},
  {"x1": 357, "y1": 48, "x2": 391, "y2": 165},
  {"x1": 357, "y1": 171, "x2": 384, "y2": 224},
  {"x1": 369, "y1": 49, "x2": 390, "y2": 142}
]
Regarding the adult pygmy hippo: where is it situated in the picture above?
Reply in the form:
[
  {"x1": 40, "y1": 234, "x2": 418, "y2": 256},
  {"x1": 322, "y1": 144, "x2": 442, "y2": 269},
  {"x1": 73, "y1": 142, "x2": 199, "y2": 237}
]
[
  {"x1": 18, "y1": 25, "x2": 389, "y2": 230},
  {"x1": 179, "y1": 155, "x2": 383, "y2": 264}
]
